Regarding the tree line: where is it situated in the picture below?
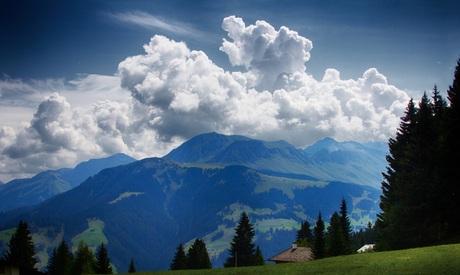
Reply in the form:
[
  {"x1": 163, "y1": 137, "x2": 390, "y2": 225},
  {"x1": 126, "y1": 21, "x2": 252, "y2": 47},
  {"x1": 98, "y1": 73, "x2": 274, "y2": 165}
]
[
  {"x1": 170, "y1": 211, "x2": 264, "y2": 270},
  {"x1": 294, "y1": 198, "x2": 371, "y2": 259},
  {"x1": 377, "y1": 58, "x2": 460, "y2": 250},
  {"x1": 0, "y1": 220, "x2": 136, "y2": 274}
]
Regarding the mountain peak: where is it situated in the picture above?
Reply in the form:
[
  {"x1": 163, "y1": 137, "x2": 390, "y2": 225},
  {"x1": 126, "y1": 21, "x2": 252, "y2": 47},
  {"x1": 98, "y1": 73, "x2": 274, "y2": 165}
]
[
  {"x1": 304, "y1": 137, "x2": 339, "y2": 154},
  {"x1": 163, "y1": 132, "x2": 251, "y2": 163}
]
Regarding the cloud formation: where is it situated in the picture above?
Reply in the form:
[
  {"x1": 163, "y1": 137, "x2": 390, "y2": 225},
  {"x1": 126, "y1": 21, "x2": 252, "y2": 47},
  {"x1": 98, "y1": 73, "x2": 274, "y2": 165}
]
[{"x1": 0, "y1": 16, "x2": 410, "y2": 182}]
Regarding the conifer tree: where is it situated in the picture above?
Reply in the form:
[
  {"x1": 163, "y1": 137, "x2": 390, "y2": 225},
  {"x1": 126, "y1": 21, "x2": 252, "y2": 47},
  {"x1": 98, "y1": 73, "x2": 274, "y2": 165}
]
[
  {"x1": 47, "y1": 248, "x2": 58, "y2": 275},
  {"x1": 296, "y1": 220, "x2": 313, "y2": 247},
  {"x1": 224, "y1": 212, "x2": 257, "y2": 267},
  {"x1": 3, "y1": 220, "x2": 38, "y2": 270},
  {"x1": 254, "y1": 245, "x2": 265, "y2": 266},
  {"x1": 128, "y1": 258, "x2": 136, "y2": 273},
  {"x1": 170, "y1": 243, "x2": 187, "y2": 270},
  {"x1": 47, "y1": 240, "x2": 73, "y2": 275},
  {"x1": 94, "y1": 243, "x2": 113, "y2": 274},
  {"x1": 187, "y1": 238, "x2": 211, "y2": 269},
  {"x1": 339, "y1": 198, "x2": 353, "y2": 254},
  {"x1": 445, "y1": 58, "x2": 460, "y2": 236},
  {"x1": 326, "y1": 212, "x2": 345, "y2": 257},
  {"x1": 377, "y1": 99, "x2": 417, "y2": 250},
  {"x1": 312, "y1": 212, "x2": 325, "y2": 259},
  {"x1": 70, "y1": 241, "x2": 96, "y2": 275}
]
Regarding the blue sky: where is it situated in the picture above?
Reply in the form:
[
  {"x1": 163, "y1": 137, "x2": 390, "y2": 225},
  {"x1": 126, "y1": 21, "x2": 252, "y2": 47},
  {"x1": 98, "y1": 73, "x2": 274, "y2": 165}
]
[
  {"x1": 1, "y1": 0, "x2": 459, "y2": 91},
  {"x1": 0, "y1": 0, "x2": 459, "y2": 182}
]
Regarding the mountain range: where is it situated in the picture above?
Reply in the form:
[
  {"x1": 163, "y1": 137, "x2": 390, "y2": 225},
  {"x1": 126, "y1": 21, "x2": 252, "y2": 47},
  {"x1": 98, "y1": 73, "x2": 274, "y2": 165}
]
[
  {"x1": 165, "y1": 132, "x2": 388, "y2": 187},
  {"x1": 0, "y1": 153, "x2": 136, "y2": 212},
  {"x1": 0, "y1": 133, "x2": 387, "y2": 272}
]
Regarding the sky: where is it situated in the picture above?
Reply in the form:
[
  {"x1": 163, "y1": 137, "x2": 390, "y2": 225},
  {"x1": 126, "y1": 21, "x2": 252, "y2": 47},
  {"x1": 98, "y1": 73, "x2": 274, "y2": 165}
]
[{"x1": 0, "y1": 0, "x2": 459, "y2": 182}]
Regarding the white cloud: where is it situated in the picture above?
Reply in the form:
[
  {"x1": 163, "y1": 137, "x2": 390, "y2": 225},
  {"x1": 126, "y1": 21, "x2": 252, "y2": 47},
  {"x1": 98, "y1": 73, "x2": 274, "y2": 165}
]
[
  {"x1": 220, "y1": 15, "x2": 313, "y2": 91},
  {"x1": 106, "y1": 10, "x2": 207, "y2": 40},
  {"x1": 0, "y1": 16, "x2": 411, "y2": 182}
]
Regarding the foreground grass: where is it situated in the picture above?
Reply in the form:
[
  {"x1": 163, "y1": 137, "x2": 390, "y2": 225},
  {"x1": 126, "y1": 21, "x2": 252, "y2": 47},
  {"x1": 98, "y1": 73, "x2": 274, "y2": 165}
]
[{"x1": 123, "y1": 243, "x2": 460, "y2": 275}]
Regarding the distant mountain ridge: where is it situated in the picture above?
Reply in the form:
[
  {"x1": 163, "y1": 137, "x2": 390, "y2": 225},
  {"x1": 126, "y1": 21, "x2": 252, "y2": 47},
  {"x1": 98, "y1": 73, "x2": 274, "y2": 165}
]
[
  {"x1": 0, "y1": 153, "x2": 136, "y2": 212},
  {"x1": 164, "y1": 132, "x2": 388, "y2": 187}
]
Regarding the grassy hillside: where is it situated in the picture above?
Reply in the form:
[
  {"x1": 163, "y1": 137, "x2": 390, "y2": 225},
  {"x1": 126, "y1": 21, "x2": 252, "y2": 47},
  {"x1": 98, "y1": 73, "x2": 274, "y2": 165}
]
[{"x1": 123, "y1": 243, "x2": 460, "y2": 275}]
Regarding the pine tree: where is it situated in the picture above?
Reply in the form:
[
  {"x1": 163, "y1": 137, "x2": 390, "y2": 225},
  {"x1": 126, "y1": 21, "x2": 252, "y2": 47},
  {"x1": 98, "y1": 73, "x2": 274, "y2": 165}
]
[
  {"x1": 70, "y1": 241, "x2": 96, "y2": 275},
  {"x1": 312, "y1": 212, "x2": 325, "y2": 259},
  {"x1": 128, "y1": 258, "x2": 136, "y2": 273},
  {"x1": 296, "y1": 220, "x2": 313, "y2": 247},
  {"x1": 445, "y1": 58, "x2": 460, "y2": 237},
  {"x1": 187, "y1": 238, "x2": 211, "y2": 269},
  {"x1": 47, "y1": 248, "x2": 58, "y2": 275},
  {"x1": 94, "y1": 243, "x2": 113, "y2": 274},
  {"x1": 47, "y1": 240, "x2": 73, "y2": 275},
  {"x1": 224, "y1": 212, "x2": 257, "y2": 267},
  {"x1": 377, "y1": 99, "x2": 417, "y2": 250},
  {"x1": 3, "y1": 220, "x2": 38, "y2": 270},
  {"x1": 170, "y1": 243, "x2": 187, "y2": 270},
  {"x1": 377, "y1": 88, "x2": 453, "y2": 249},
  {"x1": 326, "y1": 212, "x2": 345, "y2": 257},
  {"x1": 254, "y1": 245, "x2": 264, "y2": 266},
  {"x1": 410, "y1": 92, "x2": 441, "y2": 245},
  {"x1": 339, "y1": 198, "x2": 353, "y2": 254}
]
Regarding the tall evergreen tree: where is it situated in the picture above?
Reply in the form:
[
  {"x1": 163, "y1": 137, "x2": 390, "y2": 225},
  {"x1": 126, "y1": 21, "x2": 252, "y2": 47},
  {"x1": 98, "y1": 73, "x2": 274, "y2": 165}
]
[
  {"x1": 445, "y1": 58, "x2": 460, "y2": 237},
  {"x1": 94, "y1": 243, "x2": 113, "y2": 274},
  {"x1": 377, "y1": 99, "x2": 417, "y2": 250},
  {"x1": 47, "y1": 240, "x2": 73, "y2": 275},
  {"x1": 326, "y1": 212, "x2": 345, "y2": 257},
  {"x1": 339, "y1": 198, "x2": 353, "y2": 254},
  {"x1": 3, "y1": 220, "x2": 38, "y2": 270},
  {"x1": 187, "y1": 238, "x2": 211, "y2": 269},
  {"x1": 224, "y1": 212, "x2": 257, "y2": 268},
  {"x1": 47, "y1": 248, "x2": 58, "y2": 275},
  {"x1": 170, "y1": 243, "x2": 187, "y2": 270},
  {"x1": 312, "y1": 212, "x2": 325, "y2": 259},
  {"x1": 128, "y1": 258, "x2": 136, "y2": 273},
  {"x1": 296, "y1": 220, "x2": 313, "y2": 247},
  {"x1": 70, "y1": 241, "x2": 96, "y2": 275},
  {"x1": 377, "y1": 58, "x2": 460, "y2": 250}
]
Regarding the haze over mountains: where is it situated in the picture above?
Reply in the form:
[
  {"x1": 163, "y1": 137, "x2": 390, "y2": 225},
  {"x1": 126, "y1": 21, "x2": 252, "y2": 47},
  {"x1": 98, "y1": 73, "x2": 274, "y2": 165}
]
[
  {"x1": 165, "y1": 132, "x2": 388, "y2": 187},
  {"x1": 0, "y1": 153, "x2": 136, "y2": 212},
  {"x1": 0, "y1": 133, "x2": 387, "y2": 272}
]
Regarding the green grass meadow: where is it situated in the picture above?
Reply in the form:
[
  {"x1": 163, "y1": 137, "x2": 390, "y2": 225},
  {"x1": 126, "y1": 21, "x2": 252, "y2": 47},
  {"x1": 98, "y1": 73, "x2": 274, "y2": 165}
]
[{"x1": 121, "y1": 243, "x2": 460, "y2": 275}]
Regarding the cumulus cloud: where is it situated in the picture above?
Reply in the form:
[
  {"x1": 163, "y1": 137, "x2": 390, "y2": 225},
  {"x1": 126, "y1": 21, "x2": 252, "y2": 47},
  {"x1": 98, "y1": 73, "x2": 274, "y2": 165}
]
[
  {"x1": 220, "y1": 15, "x2": 313, "y2": 91},
  {"x1": 0, "y1": 16, "x2": 411, "y2": 182},
  {"x1": 118, "y1": 16, "x2": 409, "y2": 146}
]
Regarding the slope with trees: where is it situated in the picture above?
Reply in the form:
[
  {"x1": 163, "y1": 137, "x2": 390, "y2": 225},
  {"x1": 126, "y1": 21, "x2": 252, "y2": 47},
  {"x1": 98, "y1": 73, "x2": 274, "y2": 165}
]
[{"x1": 377, "y1": 58, "x2": 460, "y2": 250}]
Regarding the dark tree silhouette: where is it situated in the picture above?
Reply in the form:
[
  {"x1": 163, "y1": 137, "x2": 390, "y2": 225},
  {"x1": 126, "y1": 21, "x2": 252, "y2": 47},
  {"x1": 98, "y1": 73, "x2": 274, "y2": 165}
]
[
  {"x1": 377, "y1": 60, "x2": 460, "y2": 250},
  {"x1": 128, "y1": 258, "x2": 136, "y2": 273},
  {"x1": 70, "y1": 241, "x2": 95, "y2": 275},
  {"x1": 170, "y1": 243, "x2": 187, "y2": 270},
  {"x1": 3, "y1": 220, "x2": 38, "y2": 270},
  {"x1": 187, "y1": 238, "x2": 211, "y2": 269},
  {"x1": 312, "y1": 212, "x2": 325, "y2": 259},
  {"x1": 94, "y1": 243, "x2": 113, "y2": 274},
  {"x1": 326, "y1": 212, "x2": 346, "y2": 257},
  {"x1": 339, "y1": 198, "x2": 353, "y2": 254},
  {"x1": 224, "y1": 212, "x2": 257, "y2": 267},
  {"x1": 296, "y1": 220, "x2": 313, "y2": 247},
  {"x1": 47, "y1": 240, "x2": 73, "y2": 275}
]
